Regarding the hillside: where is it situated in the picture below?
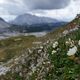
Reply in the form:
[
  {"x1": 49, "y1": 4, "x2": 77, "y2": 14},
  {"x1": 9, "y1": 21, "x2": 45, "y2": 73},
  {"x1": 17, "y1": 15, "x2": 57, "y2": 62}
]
[{"x1": 0, "y1": 15, "x2": 80, "y2": 80}]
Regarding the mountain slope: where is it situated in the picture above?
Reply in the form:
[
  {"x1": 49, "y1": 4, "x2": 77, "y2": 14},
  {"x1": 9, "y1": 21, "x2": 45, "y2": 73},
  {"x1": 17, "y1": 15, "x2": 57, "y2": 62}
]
[
  {"x1": 0, "y1": 18, "x2": 10, "y2": 29},
  {"x1": 10, "y1": 13, "x2": 58, "y2": 25},
  {"x1": 9, "y1": 13, "x2": 67, "y2": 33}
]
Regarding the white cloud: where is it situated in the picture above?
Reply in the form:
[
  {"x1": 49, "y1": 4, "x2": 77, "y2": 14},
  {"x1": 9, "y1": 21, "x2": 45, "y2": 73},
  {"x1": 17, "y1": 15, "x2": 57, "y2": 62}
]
[{"x1": 30, "y1": 0, "x2": 80, "y2": 21}]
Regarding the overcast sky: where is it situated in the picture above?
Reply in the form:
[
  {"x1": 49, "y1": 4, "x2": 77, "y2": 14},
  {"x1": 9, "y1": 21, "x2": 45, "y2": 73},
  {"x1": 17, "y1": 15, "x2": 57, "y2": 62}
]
[{"x1": 0, "y1": 0, "x2": 80, "y2": 21}]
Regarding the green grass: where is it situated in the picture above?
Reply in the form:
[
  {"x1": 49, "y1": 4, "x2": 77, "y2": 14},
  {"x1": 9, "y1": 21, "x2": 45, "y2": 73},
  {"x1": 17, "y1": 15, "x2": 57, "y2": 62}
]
[
  {"x1": 0, "y1": 35, "x2": 37, "y2": 62},
  {"x1": 46, "y1": 29, "x2": 80, "y2": 80}
]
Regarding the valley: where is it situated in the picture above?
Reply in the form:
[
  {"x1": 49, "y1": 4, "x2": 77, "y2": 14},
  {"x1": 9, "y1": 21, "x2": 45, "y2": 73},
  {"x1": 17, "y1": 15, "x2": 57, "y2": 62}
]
[{"x1": 0, "y1": 14, "x2": 79, "y2": 79}]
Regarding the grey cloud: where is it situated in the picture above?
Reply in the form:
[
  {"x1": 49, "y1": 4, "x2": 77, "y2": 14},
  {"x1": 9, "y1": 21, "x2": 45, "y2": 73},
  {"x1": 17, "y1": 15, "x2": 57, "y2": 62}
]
[
  {"x1": 0, "y1": 0, "x2": 71, "y2": 15},
  {"x1": 24, "y1": 0, "x2": 71, "y2": 10}
]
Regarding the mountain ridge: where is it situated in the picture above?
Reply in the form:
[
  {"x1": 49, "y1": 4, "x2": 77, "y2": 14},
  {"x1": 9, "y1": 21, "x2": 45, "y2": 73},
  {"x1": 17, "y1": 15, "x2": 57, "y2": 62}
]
[
  {"x1": 10, "y1": 13, "x2": 59, "y2": 25},
  {"x1": 0, "y1": 17, "x2": 10, "y2": 29}
]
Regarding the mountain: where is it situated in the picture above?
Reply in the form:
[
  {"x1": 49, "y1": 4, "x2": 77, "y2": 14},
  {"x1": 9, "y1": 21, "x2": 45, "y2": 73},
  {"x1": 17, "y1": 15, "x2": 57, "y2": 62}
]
[
  {"x1": 10, "y1": 13, "x2": 58, "y2": 25},
  {"x1": 9, "y1": 13, "x2": 67, "y2": 33},
  {"x1": 0, "y1": 18, "x2": 10, "y2": 29}
]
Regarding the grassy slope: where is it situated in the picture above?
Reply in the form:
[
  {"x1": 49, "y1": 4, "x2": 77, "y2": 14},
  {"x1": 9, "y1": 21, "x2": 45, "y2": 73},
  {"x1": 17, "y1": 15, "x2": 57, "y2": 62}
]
[
  {"x1": 45, "y1": 17, "x2": 80, "y2": 80},
  {"x1": 47, "y1": 29, "x2": 80, "y2": 80},
  {"x1": 0, "y1": 35, "x2": 38, "y2": 62}
]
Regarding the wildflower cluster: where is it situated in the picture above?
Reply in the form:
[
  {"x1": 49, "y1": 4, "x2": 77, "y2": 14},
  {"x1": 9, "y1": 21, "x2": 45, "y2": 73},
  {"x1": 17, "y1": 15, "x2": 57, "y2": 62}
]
[{"x1": 51, "y1": 41, "x2": 59, "y2": 54}]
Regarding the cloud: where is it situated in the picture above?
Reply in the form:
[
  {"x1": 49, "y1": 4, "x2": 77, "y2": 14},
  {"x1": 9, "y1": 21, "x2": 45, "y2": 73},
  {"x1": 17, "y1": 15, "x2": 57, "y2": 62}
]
[
  {"x1": 24, "y1": 0, "x2": 70, "y2": 10},
  {"x1": 0, "y1": 0, "x2": 80, "y2": 21},
  {"x1": 29, "y1": 0, "x2": 80, "y2": 21},
  {"x1": 0, "y1": 0, "x2": 71, "y2": 15},
  {"x1": 0, "y1": 0, "x2": 28, "y2": 15}
]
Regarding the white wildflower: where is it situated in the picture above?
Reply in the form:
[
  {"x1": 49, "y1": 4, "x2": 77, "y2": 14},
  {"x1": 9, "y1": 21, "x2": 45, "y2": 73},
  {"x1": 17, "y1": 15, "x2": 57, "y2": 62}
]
[
  {"x1": 65, "y1": 39, "x2": 74, "y2": 47},
  {"x1": 52, "y1": 41, "x2": 58, "y2": 48},
  {"x1": 67, "y1": 46, "x2": 78, "y2": 56},
  {"x1": 63, "y1": 30, "x2": 68, "y2": 35},
  {"x1": 68, "y1": 38, "x2": 71, "y2": 42},
  {"x1": 40, "y1": 46, "x2": 43, "y2": 49},
  {"x1": 78, "y1": 40, "x2": 80, "y2": 46},
  {"x1": 57, "y1": 48, "x2": 60, "y2": 51},
  {"x1": 38, "y1": 49, "x2": 42, "y2": 53},
  {"x1": 51, "y1": 50, "x2": 57, "y2": 54},
  {"x1": 43, "y1": 62, "x2": 46, "y2": 65},
  {"x1": 46, "y1": 40, "x2": 50, "y2": 44},
  {"x1": 70, "y1": 41, "x2": 75, "y2": 47},
  {"x1": 19, "y1": 72, "x2": 23, "y2": 77},
  {"x1": 65, "y1": 41, "x2": 69, "y2": 44},
  {"x1": 47, "y1": 61, "x2": 50, "y2": 64},
  {"x1": 28, "y1": 48, "x2": 32, "y2": 53}
]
